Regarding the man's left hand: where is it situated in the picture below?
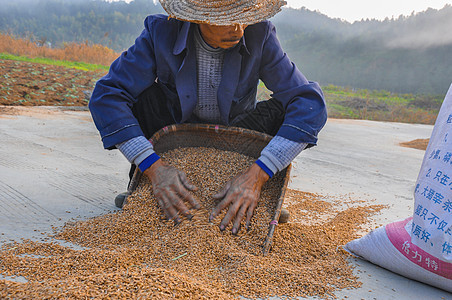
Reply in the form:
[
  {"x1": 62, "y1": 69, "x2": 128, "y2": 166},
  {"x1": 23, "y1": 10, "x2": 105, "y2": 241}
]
[{"x1": 209, "y1": 163, "x2": 269, "y2": 234}]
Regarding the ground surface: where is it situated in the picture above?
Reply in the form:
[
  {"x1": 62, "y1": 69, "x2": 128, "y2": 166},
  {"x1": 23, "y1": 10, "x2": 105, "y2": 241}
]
[
  {"x1": 0, "y1": 107, "x2": 450, "y2": 299},
  {"x1": 0, "y1": 59, "x2": 104, "y2": 106}
]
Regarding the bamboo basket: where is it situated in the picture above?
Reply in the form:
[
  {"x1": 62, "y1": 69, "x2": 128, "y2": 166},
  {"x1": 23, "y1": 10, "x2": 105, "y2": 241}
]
[{"x1": 127, "y1": 123, "x2": 291, "y2": 255}]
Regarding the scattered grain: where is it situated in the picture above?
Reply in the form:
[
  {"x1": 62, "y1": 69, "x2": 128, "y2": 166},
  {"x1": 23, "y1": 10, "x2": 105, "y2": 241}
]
[{"x1": 0, "y1": 147, "x2": 385, "y2": 299}]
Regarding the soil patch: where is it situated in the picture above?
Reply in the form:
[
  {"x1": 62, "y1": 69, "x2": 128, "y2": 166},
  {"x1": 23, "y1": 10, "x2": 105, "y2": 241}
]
[{"x1": 0, "y1": 59, "x2": 104, "y2": 106}]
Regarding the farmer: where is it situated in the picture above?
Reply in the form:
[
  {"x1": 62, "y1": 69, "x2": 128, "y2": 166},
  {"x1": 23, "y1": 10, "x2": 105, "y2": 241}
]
[{"x1": 89, "y1": 0, "x2": 327, "y2": 234}]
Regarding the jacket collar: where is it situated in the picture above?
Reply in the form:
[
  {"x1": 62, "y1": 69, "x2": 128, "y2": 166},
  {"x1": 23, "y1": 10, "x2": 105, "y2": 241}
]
[
  {"x1": 173, "y1": 22, "x2": 191, "y2": 55},
  {"x1": 240, "y1": 33, "x2": 250, "y2": 56},
  {"x1": 173, "y1": 22, "x2": 250, "y2": 56}
]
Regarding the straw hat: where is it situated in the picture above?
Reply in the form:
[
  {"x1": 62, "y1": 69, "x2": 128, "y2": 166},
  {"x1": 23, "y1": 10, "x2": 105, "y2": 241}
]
[{"x1": 159, "y1": 0, "x2": 287, "y2": 26}]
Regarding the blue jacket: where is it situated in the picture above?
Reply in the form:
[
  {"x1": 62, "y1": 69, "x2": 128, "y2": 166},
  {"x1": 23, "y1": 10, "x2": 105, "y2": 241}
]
[{"x1": 89, "y1": 14, "x2": 327, "y2": 149}]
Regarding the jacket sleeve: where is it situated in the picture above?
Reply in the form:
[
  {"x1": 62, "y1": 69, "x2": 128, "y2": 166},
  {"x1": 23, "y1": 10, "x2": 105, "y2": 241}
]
[
  {"x1": 259, "y1": 22, "x2": 327, "y2": 145},
  {"x1": 89, "y1": 17, "x2": 158, "y2": 149}
]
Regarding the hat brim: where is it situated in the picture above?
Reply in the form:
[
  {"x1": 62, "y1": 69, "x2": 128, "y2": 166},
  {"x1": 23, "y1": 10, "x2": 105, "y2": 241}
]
[{"x1": 160, "y1": 0, "x2": 286, "y2": 26}]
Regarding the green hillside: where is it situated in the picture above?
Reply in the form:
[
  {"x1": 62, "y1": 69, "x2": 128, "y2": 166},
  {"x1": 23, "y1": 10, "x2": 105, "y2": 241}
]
[{"x1": 257, "y1": 81, "x2": 442, "y2": 125}]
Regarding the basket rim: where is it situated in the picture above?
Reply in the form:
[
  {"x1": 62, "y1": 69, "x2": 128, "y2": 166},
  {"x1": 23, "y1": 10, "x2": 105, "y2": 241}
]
[{"x1": 149, "y1": 123, "x2": 274, "y2": 147}]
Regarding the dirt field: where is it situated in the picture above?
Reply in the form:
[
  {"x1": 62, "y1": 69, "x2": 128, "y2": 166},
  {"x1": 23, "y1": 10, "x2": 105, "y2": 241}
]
[{"x1": 0, "y1": 59, "x2": 104, "y2": 106}]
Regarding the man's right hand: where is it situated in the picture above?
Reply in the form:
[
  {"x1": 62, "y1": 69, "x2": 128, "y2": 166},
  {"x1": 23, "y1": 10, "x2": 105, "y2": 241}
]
[{"x1": 143, "y1": 159, "x2": 200, "y2": 225}]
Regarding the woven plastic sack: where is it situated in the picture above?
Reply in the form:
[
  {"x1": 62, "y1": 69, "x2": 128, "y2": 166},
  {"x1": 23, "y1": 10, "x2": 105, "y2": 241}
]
[{"x1": 345, "y1": 84, "x2": 452, "y2": 292}]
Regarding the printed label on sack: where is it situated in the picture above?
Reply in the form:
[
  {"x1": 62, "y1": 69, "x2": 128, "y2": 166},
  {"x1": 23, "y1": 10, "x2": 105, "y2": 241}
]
[
  {"x1": 411, "y1": 84, "x2": 452, "y2": 260},
  {"x1": 386, "y1": 218, "x2": 452, "y2": 279}
]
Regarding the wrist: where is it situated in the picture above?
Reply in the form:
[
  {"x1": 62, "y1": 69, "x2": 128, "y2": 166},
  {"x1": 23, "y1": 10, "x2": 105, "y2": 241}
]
[
  {"x1": 251, "y1": 162, "x2": 270, "y2": 186},
  {"x1": 143, "y1": 158, "x2": 164, "y2": 181},
  {"x1": 255, "y1": 159, "x2": 274, "y2": 179}
]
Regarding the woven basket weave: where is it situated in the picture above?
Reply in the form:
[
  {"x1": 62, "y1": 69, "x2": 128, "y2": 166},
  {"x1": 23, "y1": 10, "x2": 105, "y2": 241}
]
[{"x1": 128, "y1": 123, "x2": 291, "y2": 255}]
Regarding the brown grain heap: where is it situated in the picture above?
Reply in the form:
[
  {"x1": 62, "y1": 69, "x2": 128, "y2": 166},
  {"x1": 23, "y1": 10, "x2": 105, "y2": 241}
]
[
  {"x1": 0, "y1": 147, "x2": 385, "y2": 299},
  {"x1": 400, "y1": 138, "x2": 429, "y2": 151}
]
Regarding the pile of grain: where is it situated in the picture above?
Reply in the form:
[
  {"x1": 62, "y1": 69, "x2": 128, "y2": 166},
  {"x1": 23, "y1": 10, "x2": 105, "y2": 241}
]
[
  {"x1": 400, "y1": 138, "x2": 429, "y2": 151},
  {"x1": 0, "y1": 147, "x2": 384, "y2": 299}
]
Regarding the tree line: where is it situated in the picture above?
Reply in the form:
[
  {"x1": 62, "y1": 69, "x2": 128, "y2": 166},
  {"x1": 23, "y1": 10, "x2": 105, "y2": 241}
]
[
  {"x1": 0, "y1": 0, "x2": 163, "y2": 50},
  {"x1": 1, "y1": 0, "x2": 451, "y2": 95}
]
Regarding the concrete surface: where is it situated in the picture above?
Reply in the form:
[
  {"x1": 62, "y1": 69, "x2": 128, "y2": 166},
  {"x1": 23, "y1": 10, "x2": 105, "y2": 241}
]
[{"x1": 0, "y1": 106, "x2": 450, "y2": 299}]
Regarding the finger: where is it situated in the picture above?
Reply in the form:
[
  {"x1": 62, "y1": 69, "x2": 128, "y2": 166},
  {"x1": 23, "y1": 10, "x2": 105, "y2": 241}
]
[
  {"x1": 177, "y1": 184, "x2": 200, "y2": 210},
  {"x1": 245, "y1": 201, "x2": 258, "y2": 231},
  {"x1": 232, "y1": 204, "x2": 248, "y2": 235},
  {"x1": 158, "y1": 193, "x2": 180, "y2": 225},
  {"x1": 170, "y1": 192, "x2": 193, "y2": 220},
  {"x1": 178, "y1": 172, "x2": 198, "y2": 191},
  {"x1": 161, "y1": 193, "x2": 181, "y2": 225},
  {"x1": 157, "y1": 197, "x2": 172, "y2": 221},
  {"x1": 219, "y1": 198, "x2": 242, "y2": 232},
  {"x1": 212, "y1": 181, "x2": 231, "y2": 200},
  {"x1": 209, "y1": 192, "x2": 234, "y2": 222},
  {"x1": 171, "y1": 211, "x2": 181, "y2": 226}
]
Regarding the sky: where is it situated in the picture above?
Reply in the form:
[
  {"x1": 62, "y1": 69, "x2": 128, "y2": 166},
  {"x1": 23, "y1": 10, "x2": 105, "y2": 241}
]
[
  {"x1": 132, "y1": 0, "x2": 452, "y2": 22},
  {"x1": 285, "y1": 0, "x2": 452, "y2": 22}
]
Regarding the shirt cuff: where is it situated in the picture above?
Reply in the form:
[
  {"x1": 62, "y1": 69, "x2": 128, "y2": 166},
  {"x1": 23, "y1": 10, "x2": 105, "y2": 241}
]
[
  {"x1": 138, "y1": 152, "x2": 161, "y2": 172},
  {"x1": 256, "y1": 159, "x2": 274, "y2": 178},
  {"x1": 134, "y1": 148, "x2": 155, "y2": 166},
  {"x1": 116, "y1": 135, "x2": 153, "y2": 164},
  {"x1": 260, "y1": 136, "x2": 307, "y2": 174}
]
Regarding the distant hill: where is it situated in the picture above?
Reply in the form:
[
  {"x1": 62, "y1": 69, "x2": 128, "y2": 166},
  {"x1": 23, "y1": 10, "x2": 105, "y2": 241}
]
[
  {"x1": 0, "y1": 0, "x2": 164, "y2": 51},
  {"x1": 1, "y1": 0, "x2": 451, "y2": 95},
  {"x1": 272, "y1": 6, "x2": 452, "y2": 95}
]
